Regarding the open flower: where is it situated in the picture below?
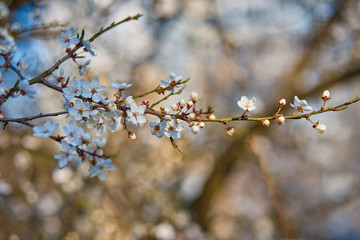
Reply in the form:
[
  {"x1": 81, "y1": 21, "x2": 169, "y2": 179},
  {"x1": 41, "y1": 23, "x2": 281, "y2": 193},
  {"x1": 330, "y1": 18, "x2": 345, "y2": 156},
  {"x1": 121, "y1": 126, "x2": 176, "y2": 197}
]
[
  {"x1": 68, "y1": 99, "x2": 91, "y2": 121},
  {"x1": 160, "y1": 118, "x2": 184, "y2": 139},
  {"x1": 56, "y1": 28, "x2": 79, "y2": 48},
  {"x1": 149, "y1": 118, "x2": 164, "y2": 138},
  {"x1": 126, "y1": 102, "x2": 147, "y2": 126},
  {"x1": 160, "y1": 72, "x2": 182, "y2": 91},
  {"x1": 33, "y1": 120, "x2": 59, "y2": 138},
  {"x1": 82, "y1": 76, "x2": 106, "y2": 102},
  {"x1": 110, "y1": 81, "x2": 132, "y2": 90},
  {"x1": 54, "y1": 140, "x2": 80, "y2": 169},
  {"x1": 237, "y1": 96, "x2": 256, "y2": 111},
  {"x1": 290, "y1": 96, "x2": 313, "y2": 112},
  {"x1": 89, "y1": 158, "x2": 116, "y2": 181},
  {"x1": 82, "y1": 39, "x2": 96, "y2": 56}
]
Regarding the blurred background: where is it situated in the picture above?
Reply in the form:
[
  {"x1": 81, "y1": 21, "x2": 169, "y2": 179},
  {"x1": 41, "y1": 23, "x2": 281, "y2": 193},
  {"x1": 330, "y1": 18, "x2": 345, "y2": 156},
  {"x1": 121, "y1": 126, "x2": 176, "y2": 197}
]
[{"x1": 0, "y1": 0, "x2": 360, "y2": 239}]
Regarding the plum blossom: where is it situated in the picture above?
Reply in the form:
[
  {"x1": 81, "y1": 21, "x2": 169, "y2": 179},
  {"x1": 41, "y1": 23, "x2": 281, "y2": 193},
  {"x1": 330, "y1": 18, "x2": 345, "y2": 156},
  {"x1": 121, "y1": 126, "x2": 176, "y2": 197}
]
[
  {"x1": 315, "y1": 124, "x2": 326, "y2": 134},
  {"x1": 161, "y1": 72, "x2": 182, "y2": 91},
  {"x1": 160, "y1": 118, "x2": 184, "y2": 139},
  {"x1": 54, "y1": 140, "x2": 80, "y2": 169},
  {"x1": 79, "y1": 60, "x2": 90, "y2": 75},
  {"x1": 63, "y1": 120, "x2": 84, "y2": 146},
  {"x1": 290, "y1": 96, "x2": 313, "y2": 112},
  {"x1": 110, "y1": 81, "x2": 132, "y2": 90},
  {"x1": 237, "y1": 96, "x2": 256, "y2": 111},
  {"x1": 82, "y1": 39, "x2": 96, "y2": 56},
  {"x1": 63, "y1": 77, "x2": 85, "y2": 99},
  {"x1": 89, "y1": 158, "x2": 116, "y2": 181},
  {"x1": 68, "y1": 99, "x2": 91, "y2": 121},
  {"x1": 0, "y1": 28, "x2": 16, "y2": 54},
  {"x1": 126, "y1": 102, "x2": 147, "y2": 126},
  {"x1": 17, "y1": 80, "x2": 36, "y2": 98},
  {"x1": 149, "y1": 118, "x2": 164, "y2": 138},
  {"x1": 82, "y1": 76, "x2": 106, "y2": 102},
  {"x1": 49, "y1": 68, "x2": 65, "y2": 85},
  {"x1": 56, "y1": 28, "x2": 79, "y2": 48},
  {"x1": 33, "y1": 120, "x2": 59, "y2": 138}
]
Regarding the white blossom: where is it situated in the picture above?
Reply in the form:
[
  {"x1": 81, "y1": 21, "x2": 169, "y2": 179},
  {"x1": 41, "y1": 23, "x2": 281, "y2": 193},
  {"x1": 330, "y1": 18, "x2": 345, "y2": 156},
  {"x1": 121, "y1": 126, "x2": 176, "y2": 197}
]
[
  {"x1": 322, "y1": 90, "x2": 330, "y2": 99},
  {"x1": 33, "y1": 120, "x2": 59, "y2": 138},
  {"x1": 110, "y1": 81, "x2": 132, "y2": 90},
  {"x1": 17, "y1": 80, "x2": 36, "y2": 99},
  {"x1": 54, "y1": 140, "x2": 80, "y2": 169},
  {"x1": 56, "y1": 28, "x2": 79, "y2": 48},
  {"x1": 290, "y1": 96, "x2": 313, "y2": 112},
  {"x1": 63, "y1": 120, "x2": 84, "y2": 146},
  {"x1": 89, "y1": 158, "x2": 116, "y2": 181},
  {"x1": 82, "y1": 39, "x2": 96, "y2": 56},
  {"x1": 315, "y1": 124, "x2": 326, "y2": 134},
  {"x1": 277, "y1": 116, "x2": 286, "y2": 125},
  {"x1": 126, "y1": 102, "x2": 147, "y2": 126},
  {"x1": 160, "y1": 118, "x2": 184, "y2": 139},
  {"x1": 94, "y1": 138, "x2": 106, "y2": 147},
  {"x1": 161, "y1": 72, "x2": 182, "y2": 91},
  {"x1": 0, "y1": 28, "x2": 16, "y2": 54},
  {"x1": 79, "y1": 60, "x2": 91, "y2": 75},
  {"x1": 63, "y1": 77, "x2": 85, "y2": 99},
  {"x1": 82, "y1": 76, "x2": 106, "y2": 102},
  {"x1": 191, "y1": 125, "x2": 200, "y2": 134},
  {"x1": 237, "y1": 96, "x2": 256, "y2": 111},
  {"x1": 149, "y1": 118, "x2": 164, "y2": 138},
  {"x1": 190, "y1": 91, "x2": 198, "y2": 102},
  {"x1": 68, "y1": 99, "x2": 91, "y2": 121}
]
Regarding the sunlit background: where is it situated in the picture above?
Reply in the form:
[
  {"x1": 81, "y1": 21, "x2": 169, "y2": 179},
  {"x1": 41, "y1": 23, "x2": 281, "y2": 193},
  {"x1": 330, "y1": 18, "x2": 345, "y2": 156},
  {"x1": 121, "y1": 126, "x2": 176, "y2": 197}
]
[{"x1": 0, "y1": 0, "x2": 360, "y2": 239}]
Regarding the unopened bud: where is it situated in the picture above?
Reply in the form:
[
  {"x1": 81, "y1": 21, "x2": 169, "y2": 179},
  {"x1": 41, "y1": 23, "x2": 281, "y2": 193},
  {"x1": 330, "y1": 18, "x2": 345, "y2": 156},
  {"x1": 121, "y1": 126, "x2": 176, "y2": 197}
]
[
  {"x1": 163, "y1": 107, "x2": 170, "y2": 114},
  {"x1": 208, "y1": 114, "x2": 216, "y2": 120},
  {"x1": 190, "y1": 91, "x2": 198, "y2": 102},
  {"x1": 227, "y1": 127, "x2": 235, "y2": 136},
  {"x1": 199, "y1": 122, "x2": 205, "y2": 128},
  {"x1": 279, "y1": 98, "x2": 286, "y2": 107},
  {"x1": 277, "y1": 116, "x2": 285, "y2": 125},
  {"x1": 164, "y1": 115, "x2": 172, "y2": 121},
  {"x1": 179, "y1": 99, "x2": 186, "y2": 108},
  {"x1": 315, "y1": 123, "x2": 326, "y2": 134},
  {"x1": 187, "y1": 100, "x2": 194, "y2": 108},
  {"x1": 108, "y1": 102, "x2": 117, "y2": 112},
  {"x1": 188, "y1": 113, "x2": 196, "y2": 120},
  {"x1": 191, "y1": 125, "x2": 200, "y2": 134},
  {"x1": 322, "y1": 90, "x2": 330, "y2": 100},
  {"x1": 262, "y1": 119, "x2": 270, "y2": 127},
  {"x1": 128, "y1": 132, "x2": 136, "y2": 140},
  {"x1": 171, "y1": 103, "x2": 179, "y2": 111}
]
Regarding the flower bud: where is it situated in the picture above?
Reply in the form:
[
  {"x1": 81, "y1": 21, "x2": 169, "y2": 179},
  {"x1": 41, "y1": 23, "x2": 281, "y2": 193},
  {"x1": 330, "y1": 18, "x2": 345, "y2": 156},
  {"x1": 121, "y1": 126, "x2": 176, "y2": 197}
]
[
  {"x1": 322, "y1": 90, "x2": 330, "y2": 100},
  {"x1": 108, "y1": 102, "x2": 117, "y2": 112},
  {"x1": 171, "y1": 103, "x2": 179, "y2": 111},
  {"x1": 187, "y1": 100, "x2": 194, "y2": 108},
  {"x1": 277, "y1": 116, "x2": 285, "y2": 125},
  {"x1": 279, "y1": 98, "x2": 286, "y2": 107},
  {"x1": 191, "y1": 125, "x2": 200, "y2": 134},
  {"x1": 164, "y1": 115, "x2": 172, "y2": 121},
  {"x1": 199, "y1": 122, "x2": 205, "y2": 128},
  {"x1": 188, "y1": 113, "x2": 196, "y2": 120},
  {"x1": 94, "y1": 137, "x2": 106, "y2": 147},
  {"x1": 315, "y1": 123, "x2": 326, "y2": 134},
  {"x1": 179, "y1": 99, "x2": 186, "y2": 108},
  {"x1": 208, "y1": 114, "x2": 216, "y2": 120},
  {"x1": 227, "y1": 127, "x2": 235, "y2": 136},
  {"x1": 163, "y1": 107, "x2": 170, "y2": 114},
  {"x1": 190, "y1": 91, "x2": 198, "y2": 102},
  {"x1": 262, "y1": 119, "x2": 270, "y2": 127},
  {"x1": 128, "y1": 132, "x2": 136, "y2": 140}
]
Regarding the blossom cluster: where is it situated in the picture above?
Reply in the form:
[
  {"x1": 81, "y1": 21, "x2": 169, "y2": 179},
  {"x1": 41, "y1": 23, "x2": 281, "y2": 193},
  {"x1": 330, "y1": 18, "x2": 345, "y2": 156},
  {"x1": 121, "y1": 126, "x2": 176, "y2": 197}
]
[{"x1": 0, "y1": 18, "x2": 358, "y2": 181}]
